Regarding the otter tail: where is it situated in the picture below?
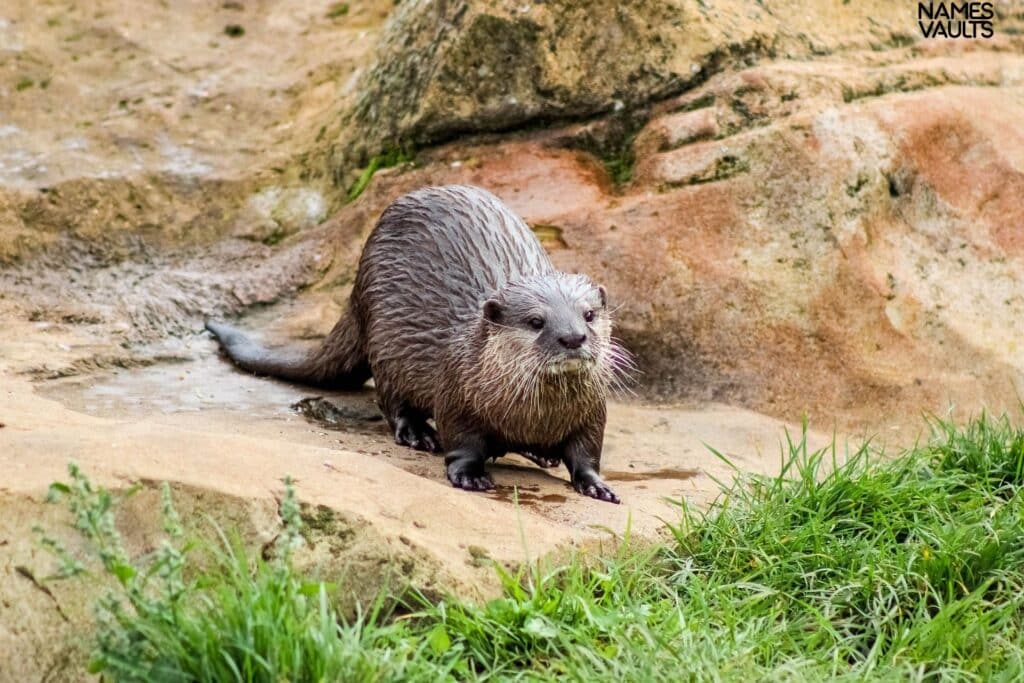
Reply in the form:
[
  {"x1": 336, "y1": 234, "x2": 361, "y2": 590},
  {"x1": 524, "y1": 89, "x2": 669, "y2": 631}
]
[{"x1": 205, "y1": 313, "x2": 371, "y2": 390}]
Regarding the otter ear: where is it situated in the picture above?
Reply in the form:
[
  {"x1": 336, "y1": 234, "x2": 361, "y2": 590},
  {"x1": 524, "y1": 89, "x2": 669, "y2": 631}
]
[
  {"x1": 483, "y1": 299, "x2": 503, "y2": 323},
  {"x1": 597, "y1": 285, "x2": 607, "y2": 307}
]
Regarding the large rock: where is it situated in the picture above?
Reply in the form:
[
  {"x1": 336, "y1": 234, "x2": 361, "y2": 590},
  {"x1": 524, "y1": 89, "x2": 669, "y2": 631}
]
[
  {"x1": 317, "y1": 36, "x2": 1024, "y2": 430},
  {"x1": 335, "y1": 0, "x2": 921, "y2": 171},
  {"x1": 0, "y1": 0, "x2": 396, "y2": 262},
  {"x1": 4, "y1": 0, "x2": 1022, "y2": 428}
]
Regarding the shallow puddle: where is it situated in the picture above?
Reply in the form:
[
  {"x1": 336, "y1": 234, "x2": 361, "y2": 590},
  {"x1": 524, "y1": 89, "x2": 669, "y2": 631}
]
[
  {"x1": 604, "y1": 467, "x2": 700, "y2": 482},
  {"x1": 31, "y1": 348, "x2": 829, "y2": 531},
  {"x1": 36, "y1": 352, "x2": 384, "y2": 425}
]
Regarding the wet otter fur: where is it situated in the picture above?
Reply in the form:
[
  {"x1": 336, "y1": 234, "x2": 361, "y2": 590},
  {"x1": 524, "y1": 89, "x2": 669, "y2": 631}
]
[{"x1": 206, "y1": 185, "x2": 632, "y2": 503}]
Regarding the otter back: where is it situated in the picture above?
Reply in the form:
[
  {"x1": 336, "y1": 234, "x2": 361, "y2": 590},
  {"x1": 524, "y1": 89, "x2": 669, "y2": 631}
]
[{"x1": 354, "y1": 185, "x2": 554, "y2": 413}]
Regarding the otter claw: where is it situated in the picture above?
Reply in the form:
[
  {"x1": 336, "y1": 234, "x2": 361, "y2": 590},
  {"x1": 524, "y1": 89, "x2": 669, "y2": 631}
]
[
  {"x1": 521, "y1": 451, "x2": 561, "y2": 468},
  {"x1": 574, "y1": 480, "x2": 620, "y2": 504},
  {"x1": 394, "y1": 420, "x2": 442, "y2": 453},
  {"x1": 450, "y1": 473, "x2": 495, "y2": 491}
]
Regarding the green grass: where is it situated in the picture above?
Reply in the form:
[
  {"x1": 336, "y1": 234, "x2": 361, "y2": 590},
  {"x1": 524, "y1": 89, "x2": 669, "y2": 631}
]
[
  {"x1": 42, "y1": 413, "x2": 1024, "y2": 681},
  {"x1": 602, "y1": 149, "x2": 636, "y2": 186}
]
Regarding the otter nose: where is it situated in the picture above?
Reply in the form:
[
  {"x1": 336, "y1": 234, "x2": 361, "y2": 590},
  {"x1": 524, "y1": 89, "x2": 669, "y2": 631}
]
[{"x1": 559, "y1": 333, "x2": 587, "y2": 350}]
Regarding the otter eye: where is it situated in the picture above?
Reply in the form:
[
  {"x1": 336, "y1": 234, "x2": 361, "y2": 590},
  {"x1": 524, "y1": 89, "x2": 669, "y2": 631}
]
[
  {"x1": 528, "y1": 317, "x2": 545, "y2": 330},
  {"x1": 584, "y1": 310, "x2": 595, "y2": 323}
]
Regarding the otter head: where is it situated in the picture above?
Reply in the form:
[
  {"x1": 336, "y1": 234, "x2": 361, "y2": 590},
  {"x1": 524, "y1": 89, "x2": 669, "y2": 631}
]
[{"x1": 480, "y1": 273, "x2": 614, "y2": 380}]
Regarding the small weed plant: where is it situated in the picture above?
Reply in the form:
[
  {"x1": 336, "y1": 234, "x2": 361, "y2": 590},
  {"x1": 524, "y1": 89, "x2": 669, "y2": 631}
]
[{"x1": 346, "y1": 147, "x2": 413, "y2": 203}]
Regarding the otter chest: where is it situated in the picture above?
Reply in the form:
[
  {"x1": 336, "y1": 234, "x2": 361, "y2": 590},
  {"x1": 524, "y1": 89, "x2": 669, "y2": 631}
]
[{"x1": 482, "y1": 382, "x2": 601, "y2": 448}]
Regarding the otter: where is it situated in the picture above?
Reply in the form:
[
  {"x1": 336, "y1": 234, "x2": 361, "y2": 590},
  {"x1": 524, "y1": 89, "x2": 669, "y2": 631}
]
[{"x1": 206, "y1": 185, "x2": 632, "y2": 503}]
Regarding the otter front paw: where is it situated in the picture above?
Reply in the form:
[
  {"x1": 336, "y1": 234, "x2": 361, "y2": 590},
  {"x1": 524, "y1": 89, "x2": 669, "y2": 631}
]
[
  {"x1": 394, "y1": 418, "x2": 442, "y2": 453},
  {"x1": 520, "y1": 451, "x2": 562, "y2": 468},
  {"x1": 448, "y1": 471, "x2": 496, "y2": 491},
  {"x1": 573, "y1": 477, "x2": 620, "y2": 504},
  {"x1": 445, "y1": 444, "x2": 494, "y2": 492}
]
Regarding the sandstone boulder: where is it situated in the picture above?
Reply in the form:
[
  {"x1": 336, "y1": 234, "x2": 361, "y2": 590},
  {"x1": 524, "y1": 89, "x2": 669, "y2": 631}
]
[
  {"x1": 335, "y1": 0, "x2": 921, "y2": 171},
  {"x1": 319, "y1": 36, "x2": 1024, "y2": 430}
]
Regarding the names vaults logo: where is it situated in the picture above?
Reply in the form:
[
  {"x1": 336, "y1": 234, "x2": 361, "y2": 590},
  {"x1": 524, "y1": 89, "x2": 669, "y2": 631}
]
[{"x1": 918, "y1": 2, "x2": 995, "y2": 38}]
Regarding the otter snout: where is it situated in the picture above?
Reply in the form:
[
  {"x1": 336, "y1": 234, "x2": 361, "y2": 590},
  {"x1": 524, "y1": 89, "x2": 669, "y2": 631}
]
[{"x1": 559, "y1": 333, "x2": 587, "y2": 349}]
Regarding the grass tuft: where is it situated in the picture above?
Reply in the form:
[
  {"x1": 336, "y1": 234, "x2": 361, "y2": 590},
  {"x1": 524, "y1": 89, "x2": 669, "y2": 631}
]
[{"x1": 41, "y1": 469, "x2": 442, "y2": 681}]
